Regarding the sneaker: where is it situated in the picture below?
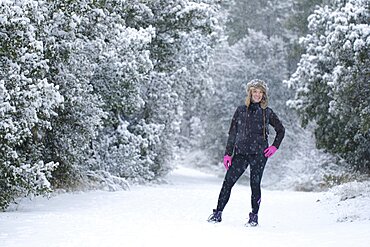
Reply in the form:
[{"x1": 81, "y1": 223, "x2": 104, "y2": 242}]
[
  {"x1": 246, "y1": 212, "x2": 258, "y2": 227},
  {"x1": 207, "y1": 209, "x2": 222, "y2": 223}
]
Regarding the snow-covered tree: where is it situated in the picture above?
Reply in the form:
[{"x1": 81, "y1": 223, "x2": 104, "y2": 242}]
[
  {"x1": 28, "y1": 0, "x2": 106, "y2": 189},
  {"x1": 0, "y1": 0, "x2": 63, "y2": 209},
  {"x1": 0, "y1": 0, "x2": 224, "y2": 208},
  {"x1": 284, "y1": 0, "x2": 327, "y2": 73},
  {"x1": 226, "y1": 0, "x2": 295, "y2": 43},
  {"x1": 286, "y1": 0, "x2": 327, "y2": 36},
  {"x1": 121, "y1": 0, "x2": 223, "y2": 175},
  {"x1": 53, "y1": 0, "x2": 159, "y2": 182},
  {"x1": 76, "y1": 0, "x2": 222, "y2": 181},
  {"x1": 285, "y1": 0, "x2": 370, "y2": 172}
]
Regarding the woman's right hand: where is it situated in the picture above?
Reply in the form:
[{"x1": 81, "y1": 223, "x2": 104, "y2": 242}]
[{"x1": 223, "y1": 155, "x2": 232, "y2": 170}]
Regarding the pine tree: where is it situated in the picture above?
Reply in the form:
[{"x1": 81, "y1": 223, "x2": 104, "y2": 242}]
[
  {"x1": 285, "y1": 0, "x2": 370, "y2": 172},
  {"x1": 226, "y1": 0, "x2": 295, "y2": 43},
  {"x1": 0, "y1": 0, "x2": 224, "y2": 209},
  {"x1": 0, "y1": 0, "x2": 63, "y2": 209},
  {"x1": 61, "y1": 0, "x2": 158, "y2": 182},
  {"x1": 120, "y1": 0, "x2": 223, "y2": 177}
]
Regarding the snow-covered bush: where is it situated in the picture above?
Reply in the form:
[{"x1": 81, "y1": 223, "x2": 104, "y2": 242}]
[
  {"x1": 74, "y1": 1, "x2": 162, "y2": 181},
  {"x1": 0, "y1": 0, "x2": 223, "y2": 209},
  {"x1": 0, "y1": 0, "x2": 63, "y2": 209},
  {"x1": 91, "y1": 119, "x2": 164, "y2": 183},
  {"x1": 118, "y1": 0, "x2": 222, "y2": 176},
  {"x1": 9, "y1": 0, "x2": 108, "y2": 189},
  {"x1": 285, "y1": 0, "x2": 370, "y2": 172},
  {"x1": 44, "y1": 0, "x2": 222, "y2": 184}
]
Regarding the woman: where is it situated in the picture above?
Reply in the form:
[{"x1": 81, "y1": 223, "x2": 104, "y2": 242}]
[{"x1": 207, "y1": 79, "x2": 285, "y2": 226}]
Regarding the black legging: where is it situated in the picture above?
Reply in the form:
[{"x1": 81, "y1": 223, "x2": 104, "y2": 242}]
[{"x1": 216, "y1": 153, "x2": 267, "y2": 214}]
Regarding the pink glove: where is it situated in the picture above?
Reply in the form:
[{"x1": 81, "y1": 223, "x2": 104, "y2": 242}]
[
  {"x1": 223, "y1": 155, "x2": 232, "y2": 170},
  {"x1": 264, "y1": 146, "x2": 277, "y2": 158}
]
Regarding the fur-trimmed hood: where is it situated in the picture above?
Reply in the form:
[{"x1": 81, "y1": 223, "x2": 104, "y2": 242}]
[{"x1": 245, "y1": 79, "x2": 269, "y2": 109}]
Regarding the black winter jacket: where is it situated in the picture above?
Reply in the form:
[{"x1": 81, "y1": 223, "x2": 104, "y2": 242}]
[{"x1": 225, "y1": 103, "x2": 285, "y2": 156}]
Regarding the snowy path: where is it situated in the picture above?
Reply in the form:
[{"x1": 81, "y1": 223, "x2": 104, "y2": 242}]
[{"x1": 0, "y1": 166, "x2": 369, "y2": 247}]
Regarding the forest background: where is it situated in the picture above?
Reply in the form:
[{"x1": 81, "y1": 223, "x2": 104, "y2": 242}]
[{"x1": 0, "y1": 0, "x2": 369, "y2": 210}]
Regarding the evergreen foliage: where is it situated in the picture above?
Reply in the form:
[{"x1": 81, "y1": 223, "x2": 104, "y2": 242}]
[
  {"x1": 0, "y1": 0, "x2": 63, "y2": 209},
  {"x1": 197, "y1": 0, "x2": 368, "y2": 190},
  {"x1": 0, "y1": 0, "x2": 367, "y2": 210},
  {"x1": 284, "y1": 0, "x2": 326, "y2": 73},
  {"x1": 285, "y1": 0, "x2": 370, "y2": 172},
  {"x1": 226, "y1": 0, "x2": 294, "y2": 43},
  {"x1": 0, "y1": 0, "x2": 222, "y2": 209}
]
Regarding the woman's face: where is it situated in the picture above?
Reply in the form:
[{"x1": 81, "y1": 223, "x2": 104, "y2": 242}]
[{"x1": 251, "y1": 88, "x2": 264, "y2": 103}]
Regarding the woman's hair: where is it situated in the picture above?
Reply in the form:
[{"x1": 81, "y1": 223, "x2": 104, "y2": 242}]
[{"x1": 245, "y1": 79, "x2": 269, "y2": 109}]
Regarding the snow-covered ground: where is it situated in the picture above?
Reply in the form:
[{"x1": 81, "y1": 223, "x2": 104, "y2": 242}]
[{"x1": 1, "y1": 166, "x2": 369, "y2": 247}]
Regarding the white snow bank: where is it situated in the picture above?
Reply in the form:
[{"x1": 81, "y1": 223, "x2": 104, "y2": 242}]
[{"x1": 320, "y1": 180, "x2": 370, "y2": 222}]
